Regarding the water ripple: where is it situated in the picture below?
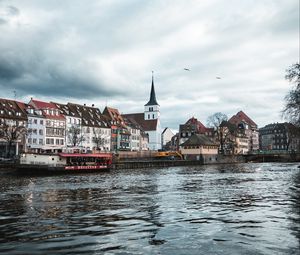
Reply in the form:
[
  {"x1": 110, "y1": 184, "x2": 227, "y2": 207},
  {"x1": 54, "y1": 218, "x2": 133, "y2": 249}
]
[{"x1": 0, "y1": 163, "x2": 299, "y2": 254}]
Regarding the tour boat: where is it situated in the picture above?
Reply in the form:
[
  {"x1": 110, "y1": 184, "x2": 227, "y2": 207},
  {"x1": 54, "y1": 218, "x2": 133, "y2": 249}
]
[{"x1": 17, "y1": 152, "x2": 113, "y2": 173}]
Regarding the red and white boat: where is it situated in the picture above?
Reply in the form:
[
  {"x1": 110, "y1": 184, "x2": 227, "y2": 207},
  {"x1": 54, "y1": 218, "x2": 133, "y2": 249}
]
[{"x1": 17, "y1": 152, "x2": 113, "y2": 173}]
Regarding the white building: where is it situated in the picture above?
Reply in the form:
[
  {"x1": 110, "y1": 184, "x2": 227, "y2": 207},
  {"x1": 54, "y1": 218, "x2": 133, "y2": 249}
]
[
  {"x1": 161, "y1": 127, "x2": 174, "y2": 148},
  {"x1": 29, "y1": 99, "x2": 66, "y2": 153},
  {"x1": 67, "y1": 103, "x2": 111, "y2": 152},
  {"x1": 26, "y1": 105, "x2": 45, "y2": 153}
]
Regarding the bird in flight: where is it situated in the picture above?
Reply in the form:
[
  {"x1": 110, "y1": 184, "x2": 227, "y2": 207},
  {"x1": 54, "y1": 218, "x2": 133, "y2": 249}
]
[
  {"x1": 216, "y1": 77, "x2": 221, "y2": 79},
  {"x1": 184, "y1": 68, "x2": 190, "y2": 71}
]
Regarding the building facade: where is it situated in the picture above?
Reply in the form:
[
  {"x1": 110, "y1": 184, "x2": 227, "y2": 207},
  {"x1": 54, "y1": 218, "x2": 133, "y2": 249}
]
[
  {"x1": 29, "y1": 99, "x2": 66, "y2": 153},
  {"x1": 259, "y1": 122, "x2": 300, "y2": 152},
  {"x1": 180, "y1": 134, "x2": 219, "y2": 162},
  {"x1": 0, "y1": 98, "x2": 27, "y2": 157},
  {"x1": 229, "y1": 111, "x2": 259, "y2": 153}
]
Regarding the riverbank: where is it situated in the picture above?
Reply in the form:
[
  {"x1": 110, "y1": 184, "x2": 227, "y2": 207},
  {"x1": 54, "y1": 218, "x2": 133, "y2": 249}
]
[{"x1": 0, "y1": 153, "x2": 299, "y2": 173}]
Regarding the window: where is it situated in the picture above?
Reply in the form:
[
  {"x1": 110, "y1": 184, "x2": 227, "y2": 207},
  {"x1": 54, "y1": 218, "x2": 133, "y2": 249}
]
[
  {"x1": 148, "y1": 114, "x2": 150, "y2": 119},
  {"x1": 28, "y1": 138, "x2": 32, "y2": 144},
  {"x1": 39, "y1": 129, "x2": 43, "y2": 135},
  {"x1": 33, "y1": 138, "x2": 37, "y2": 144},
  {"x1": 33, "y1": 129, "x2": 37, "y2": 135},
  {"x1": 152, "y1": 114, "x2": 154, "y2": 119},
  {"x1": 40, "y1": 120, "x2": 43, "y2": 125},
  {"x1": 34, "y1": 119, "x2": 37, "y2": 124},
  {"x1": 56, "y1": 139, "x2": 60, "y2": 145},
  {"x1": 60, "y1": 139, "x2": 64, "y2": 145},
  {"x1": 39, "y1": 139, "x2": 43, "y2": 145}
]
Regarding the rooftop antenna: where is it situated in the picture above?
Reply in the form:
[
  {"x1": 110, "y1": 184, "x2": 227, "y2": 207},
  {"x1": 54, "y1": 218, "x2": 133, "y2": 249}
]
[{"x1": 13, "y1": 90, "x2": 17, "y2": 100}]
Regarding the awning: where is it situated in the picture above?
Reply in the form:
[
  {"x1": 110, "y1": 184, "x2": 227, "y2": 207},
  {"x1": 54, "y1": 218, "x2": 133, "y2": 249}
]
[{"x1": 58, "y1": 153, "x2": 112, "y2": 158}]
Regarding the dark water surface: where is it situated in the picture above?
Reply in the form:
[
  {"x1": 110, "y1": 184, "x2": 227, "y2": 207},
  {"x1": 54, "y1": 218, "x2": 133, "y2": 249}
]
[{"x1": 0, "y1": 163, "x2": 299, "y2": 255}]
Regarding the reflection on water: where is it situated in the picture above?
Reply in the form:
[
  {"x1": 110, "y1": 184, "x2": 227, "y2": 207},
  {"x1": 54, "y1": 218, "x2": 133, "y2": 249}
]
[{"x1": 0, "y1": 163, "x2": 299, "y2": 255}]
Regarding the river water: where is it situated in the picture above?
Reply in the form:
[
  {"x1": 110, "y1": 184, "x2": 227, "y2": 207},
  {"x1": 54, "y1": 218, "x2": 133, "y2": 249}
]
[{"x1": 0, "y1": 163, "x2": 299, "y2": 255}]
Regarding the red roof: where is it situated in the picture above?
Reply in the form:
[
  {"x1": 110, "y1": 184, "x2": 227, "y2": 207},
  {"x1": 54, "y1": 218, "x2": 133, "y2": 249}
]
[
  {"x1": 185, "y1": 117, "x2": 208, "y2": 133},
  {"x1": 122, "y1": 113, "x2": 158, "y2": 131},
  {"x1": 31, "y1": 99, "x2": 57, "y2": 109},
  {"x1": 103, "y1": 106, "x2": 125, "y2": 126},
  {"x1": 30, "y1": 99, "x2": 65, "y2": 120},
  {"x1": 229, "y1": 111, "x2": 257, "y2": 128}
]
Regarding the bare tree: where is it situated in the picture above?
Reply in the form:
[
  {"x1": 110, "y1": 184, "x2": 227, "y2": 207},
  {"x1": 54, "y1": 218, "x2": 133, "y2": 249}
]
[
  {"x1": 283, "y1": 63, "x2": 300, "y2": 126},
  {"x1": 285, "y1": 123, "x2": 300, "y2": 152},
  {"x1": 207, "y1": 112, "x2": 229, "y2": 154},
  {"x1": 0, "y1": 120, "x2": 27, "y2": 158},
  {"x1": 68, "y1": 125, "x2": 85, "y2": 147},
  {"x1": 92, "y1": 128, "x2": 107, "y2": 151}
]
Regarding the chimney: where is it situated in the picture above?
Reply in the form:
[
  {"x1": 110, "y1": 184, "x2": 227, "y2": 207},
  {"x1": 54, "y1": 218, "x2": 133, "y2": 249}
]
[{"x1": 92, "y1": 104, "x2": 94, "y2": 107}]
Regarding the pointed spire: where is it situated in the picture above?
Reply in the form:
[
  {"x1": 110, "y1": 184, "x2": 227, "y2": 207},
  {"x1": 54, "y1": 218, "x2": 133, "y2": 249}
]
[{"x1": 145, "y1": 71, "x2": 159, "y2": 106}]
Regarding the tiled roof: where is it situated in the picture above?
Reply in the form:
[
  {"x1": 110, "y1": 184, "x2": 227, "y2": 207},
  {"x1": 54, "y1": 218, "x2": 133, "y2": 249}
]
[
  {"x1": 0, "y1": 98, "x2": 28, "y2": 121},
  {"x1": 29, "y1": 99, "x2": 65, "y2": 120},
  {"x1": 181, "y1": 117, "x2": 209, "y2": 133},
  {"x1": 180, "y1": 134, "x2": 218, "y2": 146},
  {"x1": 122, "y1": 113, "x2": 158, "y2": 131},
  {"x1": 103, "y1": 107, "x2": 125, "y2": 127},
  {"x1": 67, "y1": 103, "x2": 110, "y2": 128},
  {"x1": 229, "y1": 111, "x2": 257, "y2": 128},
  {"x1": 31, "y1": 99, "x2": 57, "y2": 109}
]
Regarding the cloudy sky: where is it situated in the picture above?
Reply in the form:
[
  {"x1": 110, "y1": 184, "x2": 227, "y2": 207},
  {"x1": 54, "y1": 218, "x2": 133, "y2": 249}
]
[{"x1": 0, "y1": 0, "x2": 299, "y2": 130}]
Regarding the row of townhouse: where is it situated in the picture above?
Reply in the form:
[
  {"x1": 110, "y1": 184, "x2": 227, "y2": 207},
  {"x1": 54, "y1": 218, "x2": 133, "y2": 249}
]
[{"x1": 0, "y1": 97, "x2": 151, "y2": 157}]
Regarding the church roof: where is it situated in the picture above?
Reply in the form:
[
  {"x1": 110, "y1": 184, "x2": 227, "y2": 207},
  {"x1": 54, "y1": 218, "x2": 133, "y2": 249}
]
[
  {"x1": 122, "y1": 113, "x2": 158, "y2": 131},
  {"x1": 145, "y1": 74, "x2": 159, "y2": 106}
]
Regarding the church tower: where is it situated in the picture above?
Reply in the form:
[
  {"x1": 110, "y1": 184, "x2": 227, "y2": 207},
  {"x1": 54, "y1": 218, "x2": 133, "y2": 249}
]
[{"x1": 144, "y1": 72, "x2": 160, "y2": 121}]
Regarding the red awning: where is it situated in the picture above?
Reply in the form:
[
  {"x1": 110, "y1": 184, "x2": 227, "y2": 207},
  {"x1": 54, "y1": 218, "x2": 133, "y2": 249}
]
[{"x1": 58, "y1": 153, "x2": 112, "y2": 158}]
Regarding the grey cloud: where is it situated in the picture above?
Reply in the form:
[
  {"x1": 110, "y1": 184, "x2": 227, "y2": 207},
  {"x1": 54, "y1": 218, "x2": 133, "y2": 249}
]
[
  {"x1": 0, "y1": 0, "x2": 298, "y2": 130},
  {"x1": 7, "y1": 6, "x2": 19, "y2": 16},
  {"x1": 0, "y1": 17, "x2": 6, "y2": 25},
  {"x1": 0, "y1": 57, "x2": 25, "y2": 80}
]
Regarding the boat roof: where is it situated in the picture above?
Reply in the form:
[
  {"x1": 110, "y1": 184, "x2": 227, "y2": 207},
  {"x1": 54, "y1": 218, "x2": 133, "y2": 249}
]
[{"x1": 58, "y1": 153, "x2": 112, "y2": 158}]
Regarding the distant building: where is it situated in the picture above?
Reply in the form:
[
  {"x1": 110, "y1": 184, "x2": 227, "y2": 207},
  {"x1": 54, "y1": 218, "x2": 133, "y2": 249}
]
[
  {"x1": 229, "y1": 111, "x2": 259, "y2": 153},
  {"x1": 161, "y1": 127, "x2": 174, "y2": 150},
  {"x1": 0, "y1": 98, "x2": 27, "y2": 157},
  {"x1": 259, "y1": 122, "x2": 300, "y2": 152},
  {"x1": 29, "y1": 99, "x2": 66, "y2": 153},
  {"x1": 123, "y1": 74, "x2": 162, "y2": 150},
  {"x1": 180, "y1": 134, "x2": 219, "y2": 162},
  {"x1": 103, "y1": 106, "x2": 130, "y2": 151},
  {"x1": 179, "y1": 117, "x2": 213, "y2": 146},
  {"x1": 26, "y1": 104, "x2": 45, "y2": 153}
]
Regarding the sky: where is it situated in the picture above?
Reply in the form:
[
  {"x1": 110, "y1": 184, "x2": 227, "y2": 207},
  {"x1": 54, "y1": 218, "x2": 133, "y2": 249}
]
[{"x1": 0, "y1": 0, "x2": 299, "y2": 131}]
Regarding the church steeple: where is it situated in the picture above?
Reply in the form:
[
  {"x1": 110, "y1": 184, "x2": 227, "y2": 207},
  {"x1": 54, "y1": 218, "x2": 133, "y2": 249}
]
[
  {"x1": 144, "y1": 71, "x2": 160, "y2": 121},
  {"x1": 145, "y1": 71, "x2": 159, "y2": 106}
]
